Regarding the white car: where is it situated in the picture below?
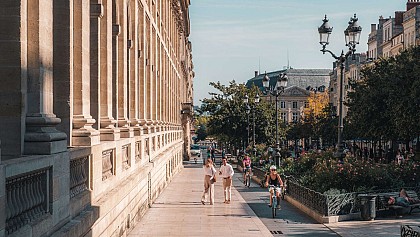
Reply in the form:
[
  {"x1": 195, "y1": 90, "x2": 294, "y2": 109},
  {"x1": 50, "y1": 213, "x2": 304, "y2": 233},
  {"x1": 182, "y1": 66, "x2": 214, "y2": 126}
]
[{"x1": 190, "y1": 144, "x2": 201, "y2": 157}]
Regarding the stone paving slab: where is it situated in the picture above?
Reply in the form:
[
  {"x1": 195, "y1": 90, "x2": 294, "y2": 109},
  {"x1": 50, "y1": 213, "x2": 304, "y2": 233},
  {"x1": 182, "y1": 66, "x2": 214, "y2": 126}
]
[
  {"x1": 128, "y1": 158, "x2": 420, "y2": 237},
  {"x1": 325, "y1": 215, "x2": 420, "y2": 237},
  {"x1": 128, "y1": 162, "x2": 272, "y2": 237}
]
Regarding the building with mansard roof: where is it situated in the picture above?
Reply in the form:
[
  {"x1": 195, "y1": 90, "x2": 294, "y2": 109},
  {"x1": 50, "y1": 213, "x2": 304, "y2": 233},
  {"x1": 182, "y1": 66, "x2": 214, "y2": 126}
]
[
  {"x1": 246, "y1": 69, "x2": 331, "y2": 122},
  {"x1": 0, "y1": 0, "x2": 194, "y2": 236}
]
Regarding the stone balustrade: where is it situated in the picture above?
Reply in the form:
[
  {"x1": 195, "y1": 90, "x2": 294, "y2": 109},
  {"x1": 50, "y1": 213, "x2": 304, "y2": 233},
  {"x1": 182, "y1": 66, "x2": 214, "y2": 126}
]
[
  {"x1": 6, "y1": 169, "x2": 49, "y2": 235},
  {"x1": 70, "y1": 156, "x2": 89, "y2": 198}
]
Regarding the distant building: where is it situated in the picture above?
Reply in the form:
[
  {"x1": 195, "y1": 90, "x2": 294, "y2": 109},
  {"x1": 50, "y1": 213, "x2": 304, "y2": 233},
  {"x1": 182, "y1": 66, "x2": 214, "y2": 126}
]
[
  {"x1": 246, "y1": 69, "x2": 331, "y2": 122},
  {"x1": 368, "y1": 0, "x2": 420, "y2": 60},
  {"x1": 403, "y1": 3, "x2": 420, "y2": 48}
]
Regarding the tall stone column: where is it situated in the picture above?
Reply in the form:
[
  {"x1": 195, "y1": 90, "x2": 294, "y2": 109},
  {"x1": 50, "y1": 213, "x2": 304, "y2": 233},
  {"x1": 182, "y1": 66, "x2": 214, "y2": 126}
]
[
  {"x1": 72, "y1": 0, "x2": 100, "y2": 146},
  {"x1": 143, "y1": 18, "x2": 152, "y2": 134},
  {"x1": 100, "y1": 0, "x2": 119, "y2": 141},
  {"x1": 0, "y1": 0, "x2": 27, "y2": 158},
  {"x1": 128, "y1": 1, "x2": 141, "y2": 136},
  {"x1": 53, "y1": 0, "x2": 73, "y2": 147},
  {"x1": 24, "y1": 0, "x2": 67, "y2": 155},
  {"x1": 90, "y1": 1, "x2": 103, "y2": 131},
  {"x1": 137, "y1": 7, "x2": 147, "y2": 131},
  {"x1": 117, "y1": 0, "x2": 133, "y2": 138},
  {"x1": 151, "y1": 29, "x2": 157, "y2": 126}
]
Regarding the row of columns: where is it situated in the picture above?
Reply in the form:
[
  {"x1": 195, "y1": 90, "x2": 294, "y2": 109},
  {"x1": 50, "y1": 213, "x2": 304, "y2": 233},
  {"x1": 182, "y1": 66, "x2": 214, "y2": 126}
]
[{"x1": 0, "y1": 0, "x2": 193, "y2": 158}]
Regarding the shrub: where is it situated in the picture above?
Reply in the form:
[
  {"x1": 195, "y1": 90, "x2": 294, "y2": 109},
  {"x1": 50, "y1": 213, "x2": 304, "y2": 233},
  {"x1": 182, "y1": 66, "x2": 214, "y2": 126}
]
[{"x1": 283, "y1": 152, "x2": 420, "y2": 193}]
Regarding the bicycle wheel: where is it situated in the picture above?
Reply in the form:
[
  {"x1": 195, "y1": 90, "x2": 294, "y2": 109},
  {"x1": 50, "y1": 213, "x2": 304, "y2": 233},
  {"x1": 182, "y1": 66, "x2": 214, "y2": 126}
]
[
  {"x1": 272, "y1": 197, "x2": 277, "y2": 218},
  {"x1": 247, "y1": 174, "x2": 251, "y2": 187},
  {"x1": 272, "y1": 205, "x2": 275, "y2": 218}
]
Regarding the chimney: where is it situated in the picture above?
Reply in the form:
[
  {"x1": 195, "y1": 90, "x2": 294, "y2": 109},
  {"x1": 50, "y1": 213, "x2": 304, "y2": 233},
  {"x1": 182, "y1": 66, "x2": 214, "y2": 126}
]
[
  {"x1": 371, "y1": 24, "x2": 376, "y2": 32},
  {"x1": 395, "y1": 11, "x2": 404, "y2": 25},
  {"x1": 254, "y1": 71, "x2": 258, "y2": 77},
  {"x1": 407, "y1": 0, "x2": 420, "y2": 11}
]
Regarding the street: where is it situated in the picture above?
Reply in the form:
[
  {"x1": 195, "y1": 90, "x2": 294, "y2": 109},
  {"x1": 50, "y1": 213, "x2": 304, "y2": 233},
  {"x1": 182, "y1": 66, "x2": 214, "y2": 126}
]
[{"x1": 232, "y1": 168, "x2": 338, "y2": 236}]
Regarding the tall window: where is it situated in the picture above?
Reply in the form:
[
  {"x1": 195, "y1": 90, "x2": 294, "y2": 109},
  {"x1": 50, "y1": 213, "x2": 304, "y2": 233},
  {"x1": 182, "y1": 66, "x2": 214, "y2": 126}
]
[
  {"x1": 292, "y1": 101, "x2": 298, "y2": 109},
  {"x1": 292, "y1": 112, "x2": 299, "y2": 122},
  {"x1": 281, "y1": 112, "x2": 287, "y2": 122},
  {"x1": 280, "y1": 101, "x2": 286, "y2": 109},
  {"x1": 304, "y1": 101, "x2": 309, "y2": 108}
]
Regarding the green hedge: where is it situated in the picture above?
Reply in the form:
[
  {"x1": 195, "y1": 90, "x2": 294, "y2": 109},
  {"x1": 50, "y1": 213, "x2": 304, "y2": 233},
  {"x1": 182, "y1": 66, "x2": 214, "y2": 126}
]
[{"x1": 282, "y1": 150, "x2": 420, "y2": 194}]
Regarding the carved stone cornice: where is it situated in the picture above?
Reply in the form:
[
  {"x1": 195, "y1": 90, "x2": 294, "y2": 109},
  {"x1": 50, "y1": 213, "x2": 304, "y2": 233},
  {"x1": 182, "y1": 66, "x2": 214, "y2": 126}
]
[{"x1": 171, "y1": 0, "x2": 189, "y2": 36}]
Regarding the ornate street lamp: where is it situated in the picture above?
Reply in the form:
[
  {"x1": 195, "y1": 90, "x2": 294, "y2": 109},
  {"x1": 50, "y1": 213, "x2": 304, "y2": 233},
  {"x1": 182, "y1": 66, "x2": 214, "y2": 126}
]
[
  {"x1": 244, "y1": 94, "x2": 259, "y2": 156},
  {"x1": 263, "y1": 72, "x2": 288, "y2": 167},
  {"x1": 318, "y1": 14, "x2": 362, "y2": 161},
  {"x1": 253, "y1": 94, "x2": 260, "y2": 157},
  {"x1": 244, "y1": 95, "x2": 250, "y2": 148}
]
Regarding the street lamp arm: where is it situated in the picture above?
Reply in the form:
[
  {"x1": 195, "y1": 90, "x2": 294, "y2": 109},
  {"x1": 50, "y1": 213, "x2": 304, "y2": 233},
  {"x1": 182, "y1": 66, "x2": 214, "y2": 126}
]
[
  {"x1": 322, "y1": 48, "x2": 354, "y2": 64},
  {"x1": 265, "y1": 88, "x2": 284, "y2": 97},
  {"x1": 320, "y1": 48, "x2": 340, "y2": 60}
]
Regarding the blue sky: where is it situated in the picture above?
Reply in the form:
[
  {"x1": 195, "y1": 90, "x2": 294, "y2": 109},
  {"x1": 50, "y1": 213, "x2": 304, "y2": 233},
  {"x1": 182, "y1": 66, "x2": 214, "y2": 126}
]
[{"x1": 189, "y1": 0, "x2": 405, "y2": 105}]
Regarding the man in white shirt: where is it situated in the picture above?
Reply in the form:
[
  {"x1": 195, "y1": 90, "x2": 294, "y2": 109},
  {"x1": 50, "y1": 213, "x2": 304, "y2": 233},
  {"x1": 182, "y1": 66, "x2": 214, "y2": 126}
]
[{"x1": 219, "y1": 157, "x2": 234, "y2": 204}]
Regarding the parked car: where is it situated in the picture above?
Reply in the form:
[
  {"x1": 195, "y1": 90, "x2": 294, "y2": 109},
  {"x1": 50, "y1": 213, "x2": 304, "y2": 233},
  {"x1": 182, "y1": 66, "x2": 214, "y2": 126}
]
[{"x1": 190, "y1": 144, "x2": 201, "y2": 157}]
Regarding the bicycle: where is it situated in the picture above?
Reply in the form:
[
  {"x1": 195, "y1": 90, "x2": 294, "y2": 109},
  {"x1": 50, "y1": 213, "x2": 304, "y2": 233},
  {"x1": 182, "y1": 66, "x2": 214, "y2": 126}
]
[
  {"x1": 268, "y1": 185, "x2": 282, "y2": 218},
  {"x1": 244, "y1": 168, "x2": 251, "y2": 187},
  {"x1": 281, "y1": 175, "x2": 291, "y2": 200}
]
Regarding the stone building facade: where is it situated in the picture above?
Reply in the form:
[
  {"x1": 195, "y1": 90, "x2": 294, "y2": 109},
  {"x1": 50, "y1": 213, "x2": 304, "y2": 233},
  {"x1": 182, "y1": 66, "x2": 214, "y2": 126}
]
[
  {"x1": 246, "y1": 69, "x2": 331, "y2": 122},
  {"x1": 368, "y1": 0, "x2": 420, "y2": 60},
  {"x1": 0, "y1": 0, "x2": 193, "y2": 236}
]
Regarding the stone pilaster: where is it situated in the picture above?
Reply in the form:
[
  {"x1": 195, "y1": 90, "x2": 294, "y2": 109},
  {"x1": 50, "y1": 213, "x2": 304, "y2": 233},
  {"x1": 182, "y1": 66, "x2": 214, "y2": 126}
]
[
  {"x1": 72, "y1": 0, "x2": 100, "y2": 146},
  {"x1": 24, "y1": 0, "x2": 67, "y2": 155},
  {"x1": 53, "y1": 0, "x2": 73, "y2": 148},
  {"x1": 112, "y1": 19, "x2": 120, "y2": 138},
  {"x1": 98, "y1": 0, "x2": 119, "y2": 140},
  {"x1": 0, "y1": 0, "x2": 27, "y2": 158},
  {"x1": 90, "y1": 2, "x2": 103, "y2": 131},
  {"x1": 129, "y1": 1, "x2": 141, "y2": 136},
  {"x1": 117, "y1": 0, "x2": 133, "y2": 138}
]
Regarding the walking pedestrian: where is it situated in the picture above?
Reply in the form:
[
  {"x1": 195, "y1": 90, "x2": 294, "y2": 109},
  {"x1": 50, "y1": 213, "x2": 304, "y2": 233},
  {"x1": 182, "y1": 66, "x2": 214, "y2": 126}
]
[
  {"x1": 219, "y1": 157, "x2": 234, "y2": 204},
  {"x1": 201, "y1": 158, "x2": 216, "y2": 205}
]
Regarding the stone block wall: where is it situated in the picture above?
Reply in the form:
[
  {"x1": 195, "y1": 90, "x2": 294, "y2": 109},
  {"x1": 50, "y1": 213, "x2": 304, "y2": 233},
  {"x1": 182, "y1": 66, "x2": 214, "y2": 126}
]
[
  {"x1": 0, "y1": 132, "x2": 183, "y2": 237},
  {"x1": 0, "y1": 0, "x2": 193, "y2": 236}
]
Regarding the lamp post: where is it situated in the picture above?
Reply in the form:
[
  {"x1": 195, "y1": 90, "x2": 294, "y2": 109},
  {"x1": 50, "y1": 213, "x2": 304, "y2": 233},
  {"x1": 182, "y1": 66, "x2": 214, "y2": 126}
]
[
  {"x1": 244, "y1": 95, "x2": 250, "y2": 149},
  {"x1": 253, "y1": 94, "x2": 260, "y2": 157},
  {"x1": 244, "y1": 94, "x2": 260, "y2": 157},
  {"x1": 262, "y1": 72, "x2": 288, "y2": 167},
  {"x1": 318, "y1": 14, "x2": 362, "y2": 161}
]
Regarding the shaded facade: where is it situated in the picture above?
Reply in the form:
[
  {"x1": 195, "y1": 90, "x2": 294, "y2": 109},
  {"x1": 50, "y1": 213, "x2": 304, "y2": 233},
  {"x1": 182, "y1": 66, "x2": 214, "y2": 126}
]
[{"x1": 0, "y1": 0, "x2": 194, "y2": 236}]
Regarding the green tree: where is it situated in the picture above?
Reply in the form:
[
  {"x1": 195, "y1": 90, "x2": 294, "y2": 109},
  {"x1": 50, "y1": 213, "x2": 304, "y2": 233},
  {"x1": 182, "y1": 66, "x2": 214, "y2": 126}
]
[
  {"x1": 346, "y1": 46, "x2": 420, "y2": 150},
  {"x1": 200, "y1": 81, "x2": 278, "y2": 149}
]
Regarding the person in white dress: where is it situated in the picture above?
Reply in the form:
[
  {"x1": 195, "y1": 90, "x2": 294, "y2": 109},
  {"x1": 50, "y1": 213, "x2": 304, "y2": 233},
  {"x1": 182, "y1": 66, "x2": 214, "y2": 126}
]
[{"x1": 201, "y1": 158, "x2": 216, "y2": 205}]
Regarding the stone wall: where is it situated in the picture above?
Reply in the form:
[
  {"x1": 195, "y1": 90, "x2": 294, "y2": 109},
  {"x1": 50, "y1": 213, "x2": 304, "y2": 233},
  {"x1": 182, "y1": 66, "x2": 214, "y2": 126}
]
[
  {"x1": 0, "y1": 0, "x2": 193, "y2": 236},
  {"x1": 1, "y1": 133, "x2": 184, "y2": 237}
]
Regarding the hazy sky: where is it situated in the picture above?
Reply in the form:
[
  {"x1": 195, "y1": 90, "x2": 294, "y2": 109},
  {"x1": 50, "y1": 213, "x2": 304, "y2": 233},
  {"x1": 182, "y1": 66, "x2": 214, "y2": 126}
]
[{"x1": 189, "y1": 0, "x2": 405, "y2": 105}]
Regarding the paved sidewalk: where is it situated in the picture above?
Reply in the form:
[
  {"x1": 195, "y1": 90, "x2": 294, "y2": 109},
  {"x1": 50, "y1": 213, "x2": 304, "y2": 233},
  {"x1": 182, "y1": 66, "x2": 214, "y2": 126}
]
[
  {"x1": 325, "y1": 214, "x2": 420, "y2": 237},
  {"x1": 128, "y1": 159, "x2": 420, "y2": 237},
  {"x1": 128, "y1": 161, "x2": 272, "y2": 237}
]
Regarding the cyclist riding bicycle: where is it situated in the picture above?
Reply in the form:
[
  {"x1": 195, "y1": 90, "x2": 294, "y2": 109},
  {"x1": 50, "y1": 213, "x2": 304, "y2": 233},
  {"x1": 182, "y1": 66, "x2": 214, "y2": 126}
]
[
  {"x1": 265, "y1": 165, "x2": 284, "y2": 208},
  {"x1": 242, "y1": 155, "x2": 252, "y2": 184}
]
